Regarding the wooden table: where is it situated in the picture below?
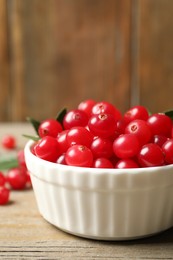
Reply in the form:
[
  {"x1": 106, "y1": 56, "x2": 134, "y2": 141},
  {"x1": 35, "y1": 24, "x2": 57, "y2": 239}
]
[{"x1": 0, "y1": 123, "x2": 173, "y2": 259}]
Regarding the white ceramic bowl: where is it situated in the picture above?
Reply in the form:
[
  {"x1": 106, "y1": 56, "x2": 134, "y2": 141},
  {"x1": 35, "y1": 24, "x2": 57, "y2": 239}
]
[{"x1": 24, "y1": 140, "x2": 173, "y2": 240}]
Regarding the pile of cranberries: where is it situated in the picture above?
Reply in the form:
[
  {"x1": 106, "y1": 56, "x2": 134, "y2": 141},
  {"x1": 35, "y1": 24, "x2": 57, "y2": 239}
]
[
  {"x1": 31, "y1": 100, "x2": 173, "y2": 169},
  {"x1": 0, "y1": 136, "x2": 31, "y2": 205}
]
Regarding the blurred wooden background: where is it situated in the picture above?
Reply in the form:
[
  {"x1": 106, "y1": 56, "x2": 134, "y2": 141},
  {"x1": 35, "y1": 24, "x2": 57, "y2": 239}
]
[{"x1": 0, "y1": 0, "x2": 173, "y2": 122}]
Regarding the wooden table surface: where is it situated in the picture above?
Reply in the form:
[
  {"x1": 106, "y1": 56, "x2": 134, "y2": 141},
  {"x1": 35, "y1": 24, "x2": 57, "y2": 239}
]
[{"x1": 0, "y1": 123, "x2": 173, "y2": 260}]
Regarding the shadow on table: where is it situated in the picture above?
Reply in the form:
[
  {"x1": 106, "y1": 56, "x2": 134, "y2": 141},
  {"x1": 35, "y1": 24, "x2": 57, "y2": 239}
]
[
  {"x1": 131, "y1": 227, "x2": 173, "y2": 244},
  {"x1": 101, "y1": 227, "x2": 173, "y2": 245}
]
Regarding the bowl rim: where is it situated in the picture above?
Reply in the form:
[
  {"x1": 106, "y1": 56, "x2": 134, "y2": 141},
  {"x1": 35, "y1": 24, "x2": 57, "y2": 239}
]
[{"x1": 24, "y1": 140, "x2": 173, "y2": 175}]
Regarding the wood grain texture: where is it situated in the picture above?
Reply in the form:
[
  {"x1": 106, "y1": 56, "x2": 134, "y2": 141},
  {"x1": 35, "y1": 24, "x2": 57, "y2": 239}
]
[
  {"x1": 6, "y1": 0, "x2": 26, "y2": 121},
  {"x1": 0, "y1": 123, "x2": 173, "y2": 259},
  {"x1": 4, "y1": 0, "x2": 132, "y2": 121},
  {"x1": 0, "y1": 0, "x2": 10, "y2": 121},
  {"x1": 139, "y1": 0, "x2": 173, "y2": 113},
  {"x1": 0, "y1": 188, "x2": 173, "y2": 259},
  {"x1": 1, "y1": 0, "x2": 173, "y2": 121}
]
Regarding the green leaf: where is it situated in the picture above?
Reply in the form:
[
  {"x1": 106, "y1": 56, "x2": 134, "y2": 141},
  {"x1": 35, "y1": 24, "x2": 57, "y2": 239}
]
[
  {"x1": 22, "y1": 134, "x2": 40, "y2": 141},
  {"x1": 56, "y1": 108, "x2": 67, "y2": 125},
  {"x1": 0, "y1": 157, "x2": 18, "y2": 171},
  {"x1": 164, "y1": 110, "x2": 173, "y2": 120},
  {"x1": 26, "y1": 117, "x2": 40, "y2": 135}
]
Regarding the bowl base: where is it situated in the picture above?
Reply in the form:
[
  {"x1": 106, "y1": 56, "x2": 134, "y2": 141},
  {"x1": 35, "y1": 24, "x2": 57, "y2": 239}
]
[{"x1": 44, "y1": 217, "x2": 172, "y2": 241}]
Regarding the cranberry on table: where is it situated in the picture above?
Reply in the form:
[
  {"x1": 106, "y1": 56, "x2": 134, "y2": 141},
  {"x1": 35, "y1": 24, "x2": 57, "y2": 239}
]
[
  {"x1": 0, "y1": 172, "x2": 6, "y2": 186},
  {"x1": 6, "y1": 168, "x2": 28, "y2": 190},
  {"x1": 0, "y1": 131, "x2": 33, "y2": 206},
  {"x1": 0, "y1": 186, "x2": 10, "y2": 205},
  {"x1": 1, "y1": 135, "x2": 16, "y2": 150}
]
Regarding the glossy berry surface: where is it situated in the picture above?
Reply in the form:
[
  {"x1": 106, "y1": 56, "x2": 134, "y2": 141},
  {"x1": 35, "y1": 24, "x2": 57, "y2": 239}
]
[
  {"x1": 63, "y1": 109, "x2": 88, "y2": 129},
  {"x1": 56, "y1": 154, "x2": 67, "y2": 165},
  {"x1": 152, "y1": 135, "x2": 168, "y2": 147},
  {"x1": 115, "y1": 159, "x2": 139, "y2": 169},
  {"x1": 116, "y1": 119, "x2": 127, "y2": 135},
  {"x1": 124, "y1": 105, "x2": 149, "y2": 124},
  {"x1": 34, "y1": 136, "x2": 60, "y2": 162},
  {"x1": 93, "y1": 158, "x2": 113, "y2": 168},
  {"x1": 90, "y1": 137, "x2": 113, "y2": 159},
  {"x1": 66, "y1": 127, "x2": 93, "y2": 148},
  {"x1": 78, "y1": 99, "x2": 96, "y2": 117},
  {"x1": 38, "y1": 119, "x2": 63, "y2": 138},
  {"x1": 91, "y1": 101, "x2": 122, "y2": 120},
  {"x1": 65, "y1": 145, "x2": 93, "y2": 167},
  {"x1": 162, "y1": 139, "x2": 173, "y2": 164},
  {"x1": 88, "y1": 113, "x2": 117, "y2": 138},
  {"x1": 29, "y1": 99, "x2": 173, "y2": 169},
  {"x1": 56, "y1": 130, "x2": 69, "y2": 154},
  {"x1": 125, "y1": 119, "x2": 152, "y2": 146},
  {"x1": 138, "y1": 143, "x2": 164, "y2": 167},
  {"x1": 147, "y1": 113, "x2": 172, "y2": 137},
  {"x1": 113, "y1": 134, "x2": 140, "y2": 159}
]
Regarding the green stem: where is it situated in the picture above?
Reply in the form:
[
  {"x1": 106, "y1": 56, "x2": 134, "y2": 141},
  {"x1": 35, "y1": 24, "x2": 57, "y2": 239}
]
[{"x1": 0, "y1": 158, "x2": 19, "y2": 171}]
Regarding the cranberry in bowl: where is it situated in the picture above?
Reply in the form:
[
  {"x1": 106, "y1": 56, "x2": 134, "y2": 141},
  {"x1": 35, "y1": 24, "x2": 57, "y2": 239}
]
[
  {"x1": 24, "y1": 140, "x2": 173, "y2": 240},
  {"x1": 24, "y1": 100, "x2": 173, "y2": 240}
]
